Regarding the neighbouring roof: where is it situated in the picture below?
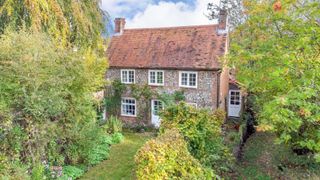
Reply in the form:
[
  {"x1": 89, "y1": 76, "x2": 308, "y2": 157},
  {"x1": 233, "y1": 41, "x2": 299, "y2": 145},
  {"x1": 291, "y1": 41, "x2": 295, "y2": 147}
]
[{"x1": 107, "y1": 24, "x2": 227, "y2": 70}]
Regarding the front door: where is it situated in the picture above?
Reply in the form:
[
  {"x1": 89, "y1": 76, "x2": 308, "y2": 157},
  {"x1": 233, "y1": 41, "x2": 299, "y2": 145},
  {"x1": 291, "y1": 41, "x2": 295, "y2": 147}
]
[
  {"x1": 228, "y1": 90, "x2": 241, "y2": 117},
  {"x1": 151, "y1": 100, "x2": 163, "y2": 128}
]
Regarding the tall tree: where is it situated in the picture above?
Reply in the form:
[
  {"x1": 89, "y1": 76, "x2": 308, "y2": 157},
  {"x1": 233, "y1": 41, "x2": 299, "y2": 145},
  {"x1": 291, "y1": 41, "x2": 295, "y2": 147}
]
[
  {"x1": 219, "y1": 0, "x2": 320, "y2": 161},
  {"x1": 0, "y1": 0, "x2": 108, "y2": 48},
  {"x1": 207, "y1": 0, "x2": 246, "y2": 29},
  {"x1": 0, "y1": 0, "x2": 110, "y2": 178}
]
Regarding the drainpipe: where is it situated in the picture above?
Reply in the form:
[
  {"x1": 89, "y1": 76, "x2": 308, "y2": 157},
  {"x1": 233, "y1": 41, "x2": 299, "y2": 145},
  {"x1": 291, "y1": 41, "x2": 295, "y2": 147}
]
[{"x1": 216, "y1": 70, "x2": 222, "y2": 109}]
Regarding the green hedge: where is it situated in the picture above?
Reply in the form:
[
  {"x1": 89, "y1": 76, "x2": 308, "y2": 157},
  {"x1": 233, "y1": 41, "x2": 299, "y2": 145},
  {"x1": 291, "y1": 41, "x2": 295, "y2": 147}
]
[
  {"x1": 135, "y1": 130, "x2": 214, "y2": 179},
  {"x1": 160, "y1": 103, "x2": 234, "y2": 173}
]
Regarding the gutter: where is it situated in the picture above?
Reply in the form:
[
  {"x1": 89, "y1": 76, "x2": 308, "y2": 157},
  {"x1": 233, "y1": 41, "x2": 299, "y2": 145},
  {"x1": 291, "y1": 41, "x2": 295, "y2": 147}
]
[{"x1": 109, "y1": 66, "x2": 222, "y2": 72}]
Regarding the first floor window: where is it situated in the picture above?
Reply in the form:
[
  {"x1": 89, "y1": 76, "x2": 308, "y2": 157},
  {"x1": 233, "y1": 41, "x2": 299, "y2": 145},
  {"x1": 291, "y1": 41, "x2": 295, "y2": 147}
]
[
  {"x1": 179, "y1": 71, "x2": 197, "y2": 88},
  {"x1": 121, "y1": 69, "x2": 135, "y2": 84},
  {"x1": 149, "y1": 70, "x2": 164, "y2": 85},
  {"x1": 121, "y1": 98, "x2": 136, "y2": 116}
]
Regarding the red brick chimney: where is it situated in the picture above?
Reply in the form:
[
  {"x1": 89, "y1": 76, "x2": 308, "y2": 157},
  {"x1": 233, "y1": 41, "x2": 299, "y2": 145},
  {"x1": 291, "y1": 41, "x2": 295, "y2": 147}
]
[
  {"x1": 114, "y1": 18, "x2": 126, "y2": 35},
  {"x1": 217, "y1": 9, "x2": 227, "y2": 35}
]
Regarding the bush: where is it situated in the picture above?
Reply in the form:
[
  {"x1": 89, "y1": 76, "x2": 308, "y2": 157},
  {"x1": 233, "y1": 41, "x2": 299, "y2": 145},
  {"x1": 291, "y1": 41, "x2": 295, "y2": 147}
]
[
  {"x1": 103, "y1": 115, "x2": 123, "y2": 134},
  {"x1": 0, "y1": 156, "x2": 29, "y2": 179},
  {"x1": 0, "y1": 30, "x2": 108, "y2": 177},
  {"x1": 111, "y1": 132, "x2": 124, "y2": 144},
  {"x1": 85, "y1": 134, "x2": 112, "y2": 166},
  {"x1": 31, "y1": 163, "x2": 45, "y2": 180},
  {"x1": 135, "y1": 130, "x2": 214, "y2": 180},
  {"x1": 160, "y1": 102, "x2": 234, "y2": 173},
  {"x1": 59, "y1": 166, "x2": 84, "y2": 180}
]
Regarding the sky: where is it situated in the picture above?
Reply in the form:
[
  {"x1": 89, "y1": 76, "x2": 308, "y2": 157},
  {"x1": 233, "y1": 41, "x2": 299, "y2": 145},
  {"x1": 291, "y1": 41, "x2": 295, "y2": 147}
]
[{"x1": 101, "y1": 0, "x2": 220, "y2": 30}]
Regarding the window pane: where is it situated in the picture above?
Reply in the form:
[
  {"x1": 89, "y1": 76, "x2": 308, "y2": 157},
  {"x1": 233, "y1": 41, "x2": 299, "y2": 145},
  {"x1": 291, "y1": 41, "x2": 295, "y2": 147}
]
[
  {"x1": 122, "y1": 71, "x2": 128, "y2": 82},
  {"x1": 189, "y1": 73, "x2": 196, "y2": 86},
  {"x1": 150, "y1": 71, "x2": 156, "y2": 83},
  {"x1": 153, "y1": 101, "x2": 163, "y2": 115},
  {"x1": 181, "y1": 73, "x2": 188, "y2": 85},
  {"x1": 128, "y1": 71, "x2": 134, "y2": 83},
  {"x1": 157, "y1": 72, "x2": 163, "y2": 84}
]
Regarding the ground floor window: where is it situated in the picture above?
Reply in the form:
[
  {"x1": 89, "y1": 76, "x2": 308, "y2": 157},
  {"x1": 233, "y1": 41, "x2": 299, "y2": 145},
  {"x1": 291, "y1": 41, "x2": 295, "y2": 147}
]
[{"x1": 121, "y1": 98, "x2": 136, "y2": 117}]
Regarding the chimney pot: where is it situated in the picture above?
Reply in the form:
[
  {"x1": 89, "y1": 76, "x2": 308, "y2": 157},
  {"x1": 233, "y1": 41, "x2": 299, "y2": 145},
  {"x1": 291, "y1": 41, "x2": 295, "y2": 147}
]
[{"x1": 114, "y1": 18, "x2": 126, "y2": 35}]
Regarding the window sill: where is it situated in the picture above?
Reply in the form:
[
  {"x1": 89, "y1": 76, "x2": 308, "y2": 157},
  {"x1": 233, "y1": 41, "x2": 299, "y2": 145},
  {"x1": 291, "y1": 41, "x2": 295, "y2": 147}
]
[
  {"x1": 121, "y1": 114, "x2": 137, "y2": 117},
  {"x1": 148, "y1": 83, "x2": 164, "y2": 86},
  {"x1": 121, "y1": 82, "x2": 135, "y2": 85},
  {"x1": 179, "y1": 85, "x2": 197, "y2": 89}
]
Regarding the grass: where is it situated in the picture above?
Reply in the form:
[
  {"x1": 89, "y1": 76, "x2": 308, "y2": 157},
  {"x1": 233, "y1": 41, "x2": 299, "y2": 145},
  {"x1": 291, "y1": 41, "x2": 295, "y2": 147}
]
[
  {"x1": 80, "y1": 131, "x2": 154, "y2": 180},
  {"x1": 233, "y1": 131, "x2": 320, "y2": 180}
]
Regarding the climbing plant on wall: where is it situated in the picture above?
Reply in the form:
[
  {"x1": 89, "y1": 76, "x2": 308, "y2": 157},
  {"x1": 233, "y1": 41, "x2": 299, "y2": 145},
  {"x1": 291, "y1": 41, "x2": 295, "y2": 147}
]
[
  {"x1": 131, "y1": 84, "x2": 155, "y2": 122},
  {"x1": 105, "y1": 80, "x2": 127, "y2": 117}
]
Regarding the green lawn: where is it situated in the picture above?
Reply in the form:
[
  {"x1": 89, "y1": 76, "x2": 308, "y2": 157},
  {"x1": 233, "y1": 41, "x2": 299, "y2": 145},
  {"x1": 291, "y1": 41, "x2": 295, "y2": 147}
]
[
  {"x1": 234, "y1": 131, "x2": 320, "y2": 180},
  {"x1": 80, "y1": 132, "x2": 153, "y2": 180}
]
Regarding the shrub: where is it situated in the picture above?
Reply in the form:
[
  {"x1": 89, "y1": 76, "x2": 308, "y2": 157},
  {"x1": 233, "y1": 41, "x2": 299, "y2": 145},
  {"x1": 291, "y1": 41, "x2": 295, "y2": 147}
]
[
  {"x1": 160, "y1": 102, "x2": 234, "y2": 173},
  {"x1": 85, "y1": 134, "x2": 112, "y2": 166},
  {"x1": 111, "y1": 132, "x2": 124, "y2": 144},
  {"x1": 31, "y1": 163, "x2": 45, "y2": 180},
  {"x1": 103, "y1": 115, "x2": 123, "y2": 134},
  {"x1": 59, "y1": 166, "x2": 84, "y2": 180},
  {"x1": 213, "y1": 108, "x2": 226, "y2": 122},
  {"x1": 0, "y1": 156, "x2": 29, "y2": 179},
  {"x1": 0, "y1": 30, "x2": 108, "y2": 176},
  {"x1": 135, "y1": 130, "x2": 214, "y2": 180}
]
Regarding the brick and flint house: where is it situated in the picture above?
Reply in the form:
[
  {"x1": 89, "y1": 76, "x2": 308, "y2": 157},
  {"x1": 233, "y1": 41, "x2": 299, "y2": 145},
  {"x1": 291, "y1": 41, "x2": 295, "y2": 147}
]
[{"x1": 106, "y1": 11, "x2": 242, "y2": 127}]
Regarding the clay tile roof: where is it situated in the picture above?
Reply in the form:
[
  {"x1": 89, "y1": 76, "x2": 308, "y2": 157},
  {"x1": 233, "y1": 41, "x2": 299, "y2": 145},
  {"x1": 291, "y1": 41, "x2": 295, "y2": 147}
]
[{"x1": 107, "y1": 24, "x2": 227, "y2": 70}]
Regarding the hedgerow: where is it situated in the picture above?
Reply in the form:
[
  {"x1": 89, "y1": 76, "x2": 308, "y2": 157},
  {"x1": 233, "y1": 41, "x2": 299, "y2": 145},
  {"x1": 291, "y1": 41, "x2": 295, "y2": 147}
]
[
  {"x1": 135, "y1": 130, "x2": 214, "y2": 180},
  {"x1": 160, "y1": 103, "x2": 234, "y2": 173}
]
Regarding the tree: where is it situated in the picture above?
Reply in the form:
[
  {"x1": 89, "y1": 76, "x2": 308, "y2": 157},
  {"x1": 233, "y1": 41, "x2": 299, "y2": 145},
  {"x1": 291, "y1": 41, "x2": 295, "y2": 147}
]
[
  {"x1": 0, "y1": 0, "x2": 108, "y2": 48},
  {"x1": 0, "y1": 30, "x2": 108, "y2": 178},
  {"x1": 224, "y1": 0, "x2": 320, "y2": 161},
  {"x1": 0, "y1": 0, "x2": 109, "y2": 178},
  {"x1": 207, "y1": 0, "x2": 246, "y2": 29}
]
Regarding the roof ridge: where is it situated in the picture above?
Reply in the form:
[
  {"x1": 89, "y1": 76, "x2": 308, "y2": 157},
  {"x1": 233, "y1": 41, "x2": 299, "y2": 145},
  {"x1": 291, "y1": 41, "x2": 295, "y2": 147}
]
[{"x1": 124, "y1": 24, "x2": 218, "y2": 31}]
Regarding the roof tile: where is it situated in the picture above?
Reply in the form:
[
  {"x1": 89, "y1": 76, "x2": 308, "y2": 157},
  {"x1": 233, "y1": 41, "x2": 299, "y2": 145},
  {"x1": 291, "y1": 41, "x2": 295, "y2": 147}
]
[{"x1": 107, "y1": 24, "x2": 227, "y2": 70}]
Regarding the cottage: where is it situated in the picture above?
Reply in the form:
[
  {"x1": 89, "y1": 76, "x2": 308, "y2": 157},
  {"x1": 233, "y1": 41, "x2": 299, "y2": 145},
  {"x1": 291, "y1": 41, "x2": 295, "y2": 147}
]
[{"x1": 106, "y1": 12, "x2": 242, "y2": 127}]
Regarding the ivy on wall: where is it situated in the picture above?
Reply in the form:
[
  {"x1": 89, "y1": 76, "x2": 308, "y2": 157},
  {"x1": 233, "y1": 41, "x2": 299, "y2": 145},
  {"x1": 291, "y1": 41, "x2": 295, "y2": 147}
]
[
  {"x1": 131, "y1": 84, "x2": 155, "y2": 122},
  {"x1": 105, "y1": 80, "x2": 126, "y2": 117},
  {"x1": 105, "y1": 80, "x2": 186, "y2": 122}
]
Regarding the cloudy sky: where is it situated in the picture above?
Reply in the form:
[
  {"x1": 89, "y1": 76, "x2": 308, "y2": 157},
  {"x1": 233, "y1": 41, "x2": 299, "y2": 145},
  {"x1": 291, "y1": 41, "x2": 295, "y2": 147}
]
[{"x1": 101, "y1": 0, "x2": 219, "y2": 29}]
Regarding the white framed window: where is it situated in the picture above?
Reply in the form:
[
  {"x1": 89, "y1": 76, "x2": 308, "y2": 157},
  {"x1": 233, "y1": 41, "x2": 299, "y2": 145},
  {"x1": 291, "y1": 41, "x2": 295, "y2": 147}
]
[
  {"x1": 121, "y1": 69, "x2": 135, "y2": 84},
  {"x1": 179, "y1": 71, "x2": 198, "y2": 88},
  {"x1": 121, "y1": 98, "x2": 136, "y2": 117},
  {"x1": 148, "y1": 70, "x2": 164, "y2": 86}
]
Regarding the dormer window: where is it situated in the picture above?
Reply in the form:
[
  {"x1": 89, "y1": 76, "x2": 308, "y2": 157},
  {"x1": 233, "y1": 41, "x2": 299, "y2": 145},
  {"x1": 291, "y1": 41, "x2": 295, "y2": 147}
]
[
  {"x1": 179, "y1": 71, "x2": 197, "y2": 88},
  {"x1": 148, "y1": 70, "x2": 164, "y2": 86},
  {"x1": 121, "y1": 69, "x2": 135, "y2": 84}
]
